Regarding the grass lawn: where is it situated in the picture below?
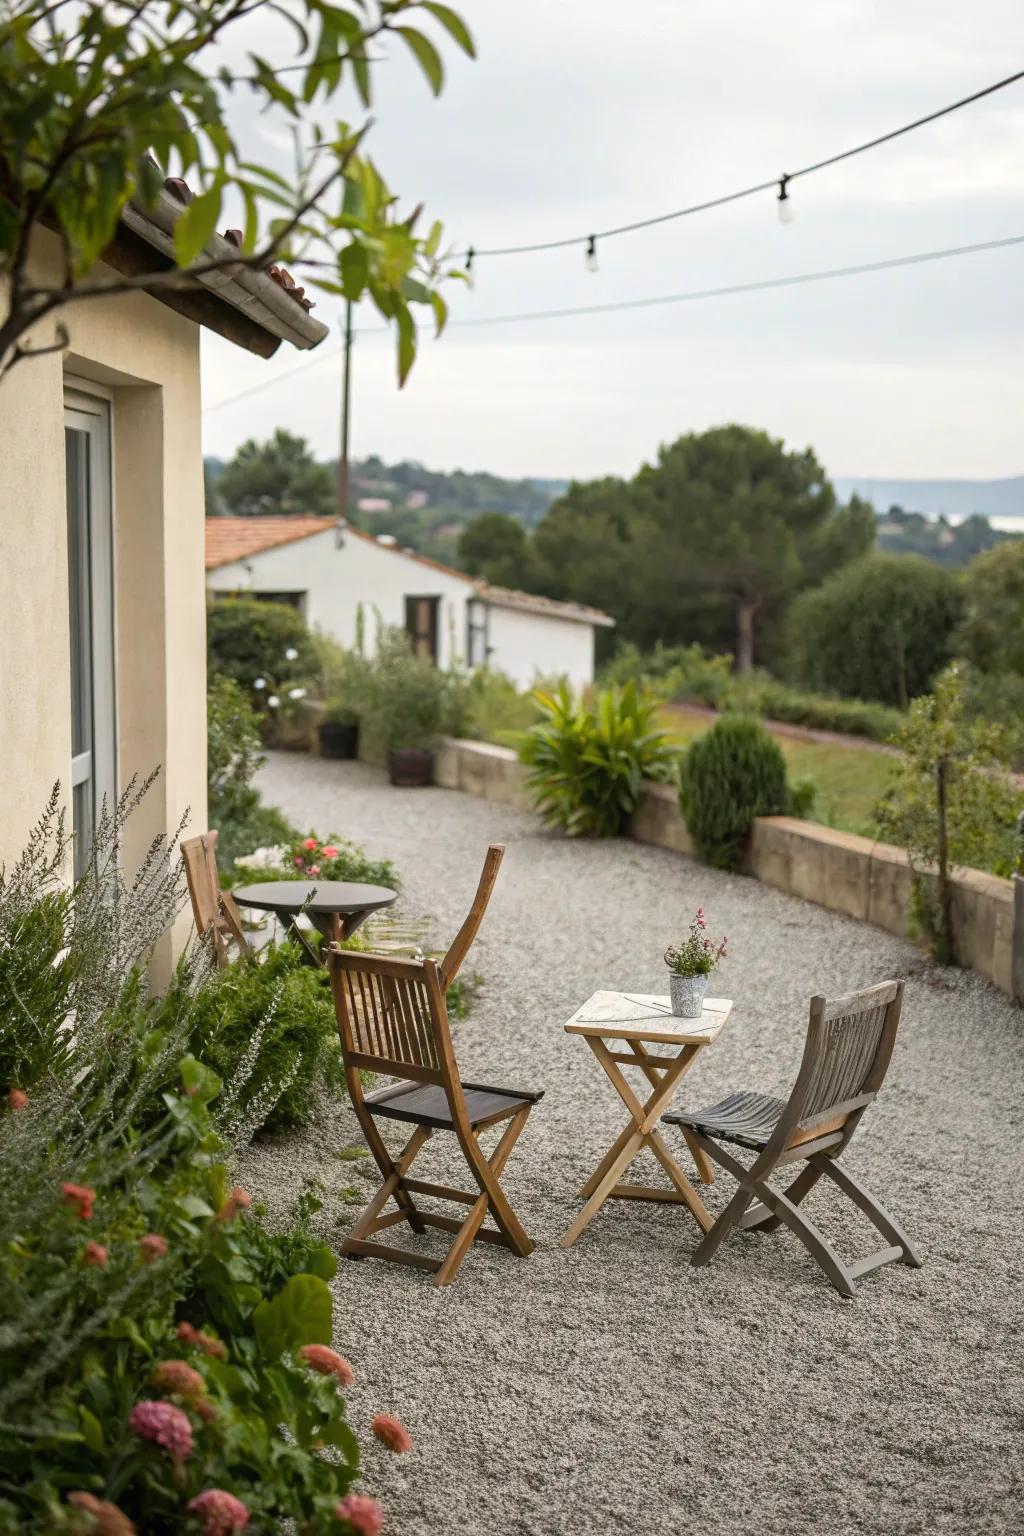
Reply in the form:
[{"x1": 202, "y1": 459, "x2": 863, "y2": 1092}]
[{"x1": 660, "y1": 705, "x2": 895, "y2": 838}]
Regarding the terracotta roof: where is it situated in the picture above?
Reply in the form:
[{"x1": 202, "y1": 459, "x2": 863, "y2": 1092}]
[
  {"x1": 163, "y1": 179, "x2": 315, "y2": 313},
  {"x1": 205, "y1": 516, "x2": 615, "y2": 628},
  {"x1": 205, "y1": 516, "x2": 336, "y2": 570},
  {"x1": 479, "y1": 584, "x2": 615, "y2": 629}
]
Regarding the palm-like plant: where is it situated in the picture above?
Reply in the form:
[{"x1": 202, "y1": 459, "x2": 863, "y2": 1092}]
[{"x1": 517, "y1": 681, "x2": 676, "y2": 837}]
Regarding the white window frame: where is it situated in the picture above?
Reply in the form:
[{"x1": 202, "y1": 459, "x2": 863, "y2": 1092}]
[{"x1": 64, "y1": 387, "x2": 116, "y2": 872}]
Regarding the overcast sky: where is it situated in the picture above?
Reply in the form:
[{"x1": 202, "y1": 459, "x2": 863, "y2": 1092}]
[{"x1": 200, "y1": 0, "x2": 1024, "y2": 484}]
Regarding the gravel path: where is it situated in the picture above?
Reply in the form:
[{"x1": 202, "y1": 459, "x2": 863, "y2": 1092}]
[{"x1": 241, "y1": 753, "x2": 1024, "y2": 1536}]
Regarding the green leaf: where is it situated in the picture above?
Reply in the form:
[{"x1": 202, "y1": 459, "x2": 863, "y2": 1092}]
[
  {"x1": 430, "y1": 290, "x2": 448, "y2": 338},
  {"x1": 339, "y1": 239, "x2": 368, "y2": 299},
  {"x1": 395, "y1": 26, "x2": 444, "y2": 95},
  {"x1": 253, "y1": 1273, "x2": 333, "y2": 1360},
  {"x1": 172, "y1": 183, "x2": 224, "y2": 266},
  {"x1": 422, "y1": 2, "x2": 476, "y2": 57},
  {"x1": 395, "y1": 304, "x2": 416, "y2": 387},
  {"x1": 79, "y1": 1406, "x2": 105, "y2": 1453},
  {"x1": 180, "y1": 1055, "x2": 222, "y2": 1103},
  {"x1": 305, "y1": 1243, "x2": 338, "y2": 1281}
]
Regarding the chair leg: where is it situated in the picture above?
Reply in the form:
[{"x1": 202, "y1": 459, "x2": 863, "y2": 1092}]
[
  {"x1": 811, "y1": 1155, "x2": 923, "y2": 1268},
  {"x1": 691, "y1": 1184, "x2": 756, "y2": 1268},
  {"x1": 435, "y1": 1108, "x2": 534, "y2": 1287},
  {"x1": 747, "y1": 1162, "x2": 824, "y2": 1233},
  {"x1": 342, "y1": 1125, "x2": 431, "y2": 1257},
  {"x1": 453, "y1": 1107, "x2": 535, "y2": 1259}
]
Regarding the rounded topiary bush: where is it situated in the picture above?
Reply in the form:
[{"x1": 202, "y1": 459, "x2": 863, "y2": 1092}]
[{"x1": 678, "y1": 714, "x2": 788, "y2": 869}]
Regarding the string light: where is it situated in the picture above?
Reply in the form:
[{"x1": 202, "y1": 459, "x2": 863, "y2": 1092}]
[
  {"x1": 465, "y1": 245, "x2": 475, "y2": 275},
  {"x1": 585, "y1": 235, "x2": 599, "y2": 273},
  {"x1": 777, "y1": 174, "x2": 794, "y2": 225}
]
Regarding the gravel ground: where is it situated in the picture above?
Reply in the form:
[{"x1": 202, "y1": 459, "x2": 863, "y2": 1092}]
[{"x1": 240, "y1": 752, "x2": 1024, "y2": 1536}]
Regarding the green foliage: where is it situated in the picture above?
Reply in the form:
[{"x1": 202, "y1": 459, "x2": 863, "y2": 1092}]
[
  {"x1": 602, "y1": 642, "x2": 734, "y2": 708},
  {"x1": 529, "y1": 426, "x2": 874, "y2": 668},
  {"x1": 457, "y1": 512, "x2": 534, "y2": 587},
  {"x1": 961, "y1": 666, "x2": 1024, "y2": 770},
  {"x1": 458, "y1": 667, "x2": 544, "y2": 744},
  {"x1": 0, "y1": 0, "x2": 474, "y2": 381},
  {"x1": 785, "y1": 553, "x2": 963, "y2": 708},
  {"x1": 243, "y1": 830, "x2": 397, "y2": 892},
  {"x1": 181, "y1": 942, "x2": 345, "y2": 1134},
  {"x1": 877, "y1": 506, "x2": 1018, "y2": 568},
  {"x1": 664, "y1": 911, "x2": 728, "y2": 977},
  {"x1": 875, "y1": 665, "x2": 1023, "y2": 959},
  {"x1": 725, "y1": 672, "x2": 906, "y2": 742},
  {"x1": 0, "y1": 797, "x2": 367, "y2": 1533},
  {"x1": 678, "y1": 715, "x2": 790, "y2": 869},
  {"x1": 958, "y1": 539, "x2": 1024, "y2": 677},
  {"x1": 354, "y1": 628, "x2": 456, "y2": 755},
  {"x1": 517, "y1": 682, "x2": 675, "y2": 837},
  {"x1": 206, "y1": 677, "x2": 297, "y2": 871},
  {"x1": 207, "y1": 596, "x2": 316, "y2": 697},
  {"x1": 216, "y1": 430, "x2": 337, "y2": 518}
]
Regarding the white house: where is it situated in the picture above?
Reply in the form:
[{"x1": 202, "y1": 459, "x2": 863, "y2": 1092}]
[{"x1": 205, "y1": 516, "x2": 613, "y2": 690}]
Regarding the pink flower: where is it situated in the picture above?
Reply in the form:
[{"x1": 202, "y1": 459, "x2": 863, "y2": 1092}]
[
  {"x1": 129, "y1": 1400, "x2": 193, "y2": 1463},
  {"x1": 62, "y1": 1182, "x2": 96, "y2": 1220},
  {"x1": 309, "y1": 864, "x2": 321, "y2": 876},
  {"x1": 216, "y1": 1187, "x2": 252, "y2": 1223},
  {"x1": 372, "y1": 1413, "x2": 412, "y2": 1453},
  {"x1": 195, "y1": 1398, "x2": 218, "y2": 1424},
  {"x1": 299, "y1": 1344, "x2": 354, "y2": 1385},
  {"x1": 321, "y1": 845, "x2": 339, "y2": 860},
  {"x1": 82, "y1": 1241, "x2": 108, "y2": 1269},
  {"x1": 140, "y1": 1232, "x2": 169, "y2": 1264},
  {"x1": 303, "y1": 838, "x2": 319, "y2": 851},
  {"x1": 335, "y1": 1494, "x2": 383, "y2": 1535},
  {"x1": 67, "y1": 1491, "x2": 137, "y2": 1535},
  {"x1": 186, "y1": 1489, "x2": 250, "y2": 1534},
  {"x1": 293, "y1": 856, "x2": 306, "y2": 869},
  {"x1": 152, "y1": 1360, "x2": 206, "y2": 1400},
  {"x1": 7, "y1": 1088, "x2": 27, "y2": 1110},
  {"x1": 177, "y1": 1321, "x2": 226, "y2": 1358}
]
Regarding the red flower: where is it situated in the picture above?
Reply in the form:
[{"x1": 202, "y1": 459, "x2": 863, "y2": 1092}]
[
  {"x1": 177, "y1": 1321, "x2": 227, "y2": 1358},
  {"x1": 7, "y1": 1087, "x2": 27, "y2": 1110},
  {"x1": 303, "y1": 837, "x2": 319, "y2": 851},
  {"x1": 216, "y1": 1187, "x2": 252, "y2": 1223},
  {"x1": 129, "y1": 1400, "x2": 193, "y2": 1463},
  {"x1": 139, "y1": 1233, "x2": 169, "y2": 1264},
  {"x1": 82, "y1": 1241, "x2": 108, "y2": 1269},
  {"x1": 321, "y1": 845, "x2": 339, "y2": 860},
  {"x1": 186, "y1": 1489, "x2": 250, "y2": 1534},
  {"x1": 67, "y1": 1491, "x2": 137, "y2": 1535},
  {"x1": 62, "y1": 1182, "x2": 96, "y2": 1220},
  {"x1": 335, "y1": 1494, "x2": 383, "y2": 1535},
  {"x1": 372, "y1": 1413, "x2": 412, "y2": 1453},
  {"x1": 151, "y1": 1360, "x2": 206, "y2": 1400},
  {"x1": 299, "y1": 1344, "x2": 354, "y2": 1386}
]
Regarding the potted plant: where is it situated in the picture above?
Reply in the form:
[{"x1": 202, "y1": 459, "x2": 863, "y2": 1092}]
[
  {"x1": 359, "y1": 631, "x2": 446, "y2": 787},
  {"x1": 318, "y1": 698, "x2": 361, "y2": 759},
  {"x1": 664, "y1": 908, "x2": 728, "y2": 1018}
]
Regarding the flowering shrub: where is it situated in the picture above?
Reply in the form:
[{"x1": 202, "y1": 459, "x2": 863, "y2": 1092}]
[
  {"x1": 664, "y1": 909, "x2": 728, "y2": 977},
  {"x1": 249, "y1": 831, "x2": 398, "y2": 892}
]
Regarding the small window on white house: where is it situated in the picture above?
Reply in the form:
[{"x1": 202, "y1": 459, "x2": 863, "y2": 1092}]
[
  {"x1": 404, "y1": 595, "x2": 440, "y2": 662},
  {"x1": 65, "y1": 394, "x2": 116, "y2": 879}
]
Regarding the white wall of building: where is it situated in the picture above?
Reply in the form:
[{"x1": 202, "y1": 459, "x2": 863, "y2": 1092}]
[
  {"x1": 483, "y1": 603, "x2": 596, "y2": 692},
  {"x1": 207, "y1": 528, "x2": 475, "y2": 670}
]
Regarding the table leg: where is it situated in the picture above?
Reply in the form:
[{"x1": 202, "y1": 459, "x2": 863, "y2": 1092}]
[
  {"x1": 559, "y1": 1130, "x2": 646, "y2": 1248},
  {"x1": 628, "y1": 1041, "x2": 714, "y2": 1186}
]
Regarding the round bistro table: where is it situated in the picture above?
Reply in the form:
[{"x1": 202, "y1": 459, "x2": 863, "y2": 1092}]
[{"x1": 231, "y1": 879, "x2": 398, "y2": 965}]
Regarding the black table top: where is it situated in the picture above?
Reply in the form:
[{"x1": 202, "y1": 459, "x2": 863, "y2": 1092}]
[{"x1": 231, "y1": 880, "x2": 397, "y2": 916}]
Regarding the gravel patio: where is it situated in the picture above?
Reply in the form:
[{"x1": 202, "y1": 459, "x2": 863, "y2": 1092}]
[{"x1": 240, "y1": 752, "x2": 1024, "y2": 1536}]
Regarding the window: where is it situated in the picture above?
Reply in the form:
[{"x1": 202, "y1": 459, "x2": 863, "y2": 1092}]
[
  {"x1": 466, "y1": 596, "x2": 490, "y2": 669},
  {"x1": 404, "y1": 595, "x2": 440, "y2": 662},
  {"x1": 65, "y1": 394, "x2": 116, "y2": 878}
]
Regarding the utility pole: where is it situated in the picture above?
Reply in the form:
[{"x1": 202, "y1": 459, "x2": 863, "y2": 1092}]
[{"x1": 337, "y1": 299, "x2": 353, "y2": 520}]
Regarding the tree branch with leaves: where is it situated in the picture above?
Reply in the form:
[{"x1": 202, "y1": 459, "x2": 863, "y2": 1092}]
[{"x1": 0, "y1": 0, "x2": 473, "y2": 378}]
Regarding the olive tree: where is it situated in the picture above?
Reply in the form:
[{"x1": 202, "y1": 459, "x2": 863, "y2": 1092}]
[{"x1": 0, "y1": 0, "x2": 474, "y2": 378}]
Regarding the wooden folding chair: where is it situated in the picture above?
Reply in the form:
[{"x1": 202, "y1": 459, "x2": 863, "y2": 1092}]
[
  {"x1": 181, "y1": 831, "x2": 249, "y2": 968},
  {"x1": 328, "y1": 845, "x2": 543, "y2": 1286},
  {"x1": 665, "y1": 979, "x2": 923, "y2": 1297}
]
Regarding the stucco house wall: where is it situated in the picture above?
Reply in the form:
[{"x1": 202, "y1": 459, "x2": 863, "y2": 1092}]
[
  {"x1": 1, "y1": 229, "x2": 208, "y2": 964},
  {"x1": 482, "y1": 601, "x2": 597, "y2": 691}
]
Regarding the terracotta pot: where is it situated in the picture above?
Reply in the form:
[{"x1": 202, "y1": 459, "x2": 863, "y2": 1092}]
[
  {"x1": 387, "y1": 748, "x2": 434, "y2": 787},
  {"x1": 318, "y1": 720, "x2": 359, "y2": 759}
]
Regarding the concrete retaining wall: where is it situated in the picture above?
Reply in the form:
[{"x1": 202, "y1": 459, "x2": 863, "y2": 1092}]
[{"x1": 436, "y1": 737, "x2": 1022, "y2": 1001}]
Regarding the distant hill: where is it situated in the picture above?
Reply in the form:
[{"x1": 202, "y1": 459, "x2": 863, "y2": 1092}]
[{"x1": 835, "y1": 474, "x2": 1024, "y2": 525}]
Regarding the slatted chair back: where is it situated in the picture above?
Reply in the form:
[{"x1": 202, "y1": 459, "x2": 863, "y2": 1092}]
[
  {"x1": 182, "y1": 831, "x2": 249, "y2": 968},
  {"x1": 779, "y1": 979, "x2": 903, "y2": 1153},
  {"x1": 330, "y1": 949, "x2": 453, "y2": 1093},
  {"x1": 438, "y1": 843, "x2": 504, "y2": 988}
]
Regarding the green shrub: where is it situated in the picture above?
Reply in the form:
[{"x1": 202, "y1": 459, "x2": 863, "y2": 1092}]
[
  {"x1": 604, "y1": 641, "x2": 734, "y2": 708},
  {"x1": 0, "y1": 788, "x2": 371, "y2": 1533},
  {"x1": 460, "y1": 667, "x2": 544, "y2": 744},
  {"x1": 958, "y1": 539, "x2": 1024, "y2": 676},
  {"x1": 235, "y1": 830, "x2": 398, "y2": 892},
  {"x1": 678, "y1": 714, "x2": 790, "y2": 869},
  {"x1": 181, "y1": 941, "x2": 344, "y2": 1134},
  {"x1": 207, "y1": 597, "x2": 317, "y2": 733},
  {"x1": 785, "y1": 553, "x2": 963, "y2": 707},
  {"x1": 207, "y1": 677, "x2": 297, "y2": 870},
  {"x1": 517, "y1": 681, "x2": 676, "y2": 837},
  {"x1": 726, "y1": 672, "x2": 905, "y2": 741},
  {"x1": 355, "y1": 627, "x2": 454, "y2": 756},
  {"x1": 961, "y1": 666, "x2": 1024, "y2": 770}
]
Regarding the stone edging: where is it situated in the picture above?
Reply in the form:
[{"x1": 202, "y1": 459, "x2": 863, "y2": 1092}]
[{"x1": 434, "y1": 737, "x2": 1021, "y2": 1002}]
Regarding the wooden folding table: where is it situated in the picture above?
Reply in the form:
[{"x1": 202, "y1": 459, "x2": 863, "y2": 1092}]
[{"x1": 559, "y1": 990, "x2": 733, "y2": 1248}]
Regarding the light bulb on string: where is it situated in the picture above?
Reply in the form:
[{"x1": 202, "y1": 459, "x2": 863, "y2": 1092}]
[
  {"x1": 465, "y1": 245, "x2": 475, "y2": 276},
  {"x1": 777, "y1": 174, "x2": 794, "y2": 225},
  {"x1": 585, "y1": 234, "x2": 599, "y2": 273}
]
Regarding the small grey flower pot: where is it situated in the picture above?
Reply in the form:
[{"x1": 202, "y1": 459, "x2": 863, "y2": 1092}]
[{"x1": 669, "y1": 971, "x2": 709, "y2": 1019}]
